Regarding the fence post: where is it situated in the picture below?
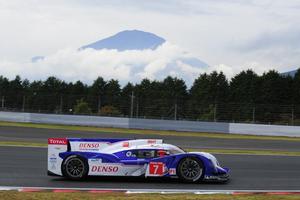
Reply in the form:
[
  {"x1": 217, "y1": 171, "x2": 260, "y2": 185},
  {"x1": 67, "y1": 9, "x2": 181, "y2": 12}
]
[
  {"x1": 130, "y1": 91, "x2": 134, "y2": 118},
  {"x1": 1, "y1": 96, "x2": 4, "y2": 109},
  {"x1": 22, "y1": 96, "x2": 26, "y2": 112},
  {"x1": 60, "y1": 95, "x2": 63, "y2": 114},
  {"x1": 174, "y1": 103, "x2": 177, "y2": 120},
  {"x1": 98, "y1": 96, "x2": 101, "y2": 112},
  {"x1": 136, "y1": 100, "x2": 139, "y2": 118},
  {"x1": 252, "y1": 106, "x2": 255, "y2": 123},
  {"x1": 214, "y1": 104, "x2": 217, "y2": 122},
  {"x1": 292, "y1": 106, "x2": 294, "y2": 126}
]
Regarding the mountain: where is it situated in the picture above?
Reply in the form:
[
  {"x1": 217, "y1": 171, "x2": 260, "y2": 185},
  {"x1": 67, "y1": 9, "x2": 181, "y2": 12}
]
[
  {"x1": 31, "y1": 56, "x2": 44, "y2": 63},
  {"x1": 80, "y1": 30, "x2": 166, "y2": 51},
  {"x1": 30, "y1": 30, "x2": 208, "y2": 85},
  {"x1": 78, "y1": 30, "x2": 209, "y2": 85},
  {"x1": 281, "y1": 69, "x2": 298, "y2": 77}
]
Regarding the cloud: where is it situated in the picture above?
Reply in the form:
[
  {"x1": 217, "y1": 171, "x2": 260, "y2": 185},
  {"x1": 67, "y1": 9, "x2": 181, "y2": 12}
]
[
  {"x1": 239, "y1": 28, "x2": 300, "y2": 51},
  {"x1": 0, "y1": 41, "x2": 286, "y2": 87},
  {"x1": 1, "y1": 0, "x2": 300, "y2": 79},
  {"x1": 0, "y1": 37, "x2": 285, "y2": 87},
  {"x1": 207, "y1": 63, "x2": 272, "y2": 80},
  {"x1": 0, "y1": 42, "x2": 209, "y2": 85},
  {"x1": 176, "y1": 60, "x2": 203, "y2": 76}
]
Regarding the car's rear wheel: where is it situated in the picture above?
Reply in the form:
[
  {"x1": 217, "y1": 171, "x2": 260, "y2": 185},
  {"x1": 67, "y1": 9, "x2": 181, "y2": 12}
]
[
  {"x1": 177, "y1": 157, "x2": 204, "y2": 183},
  {"x1": 62, "y1": 155, "x2": 88, "y2": 180}
]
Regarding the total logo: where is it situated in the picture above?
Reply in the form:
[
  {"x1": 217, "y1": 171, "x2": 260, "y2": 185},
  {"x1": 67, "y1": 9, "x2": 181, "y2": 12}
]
[
  {"x1": 91, "y1": 165, "x2": 119, "y2": 173},
  {"x1": 48, "y1": 138, "x2": 67, "y2": 145},
  {"x1": 79, "y1": 143, "x2": 100, "y2": 150}
]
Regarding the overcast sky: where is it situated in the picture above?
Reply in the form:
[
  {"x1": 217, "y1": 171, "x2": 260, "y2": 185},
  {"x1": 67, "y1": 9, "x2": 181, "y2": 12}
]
[{"x1": 0, "y1": 0, "x2": 300, "y2": 83}]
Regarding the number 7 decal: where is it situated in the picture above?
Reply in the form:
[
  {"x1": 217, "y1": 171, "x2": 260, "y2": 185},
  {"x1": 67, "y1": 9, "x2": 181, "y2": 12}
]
[{"x1": 149, "y1": 162, "x2": 164, "y2": 176}]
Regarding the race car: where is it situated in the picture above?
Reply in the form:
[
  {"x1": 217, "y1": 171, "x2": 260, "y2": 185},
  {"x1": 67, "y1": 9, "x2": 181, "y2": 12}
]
[{"x1": 47, "y1": 138, "x2": 229, "y2": 183}]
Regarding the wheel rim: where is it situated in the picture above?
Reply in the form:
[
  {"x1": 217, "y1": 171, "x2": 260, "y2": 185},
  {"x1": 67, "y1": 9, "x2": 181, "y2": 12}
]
[
  {"x1": 180, "y1": 158, "x2": 202, "y2": 181},
  {"x1": 65, "y1": 158, "x2": 85, "y2": 178}
]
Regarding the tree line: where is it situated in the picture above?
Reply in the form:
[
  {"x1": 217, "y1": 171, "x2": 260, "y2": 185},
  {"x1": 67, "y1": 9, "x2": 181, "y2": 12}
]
[{"x1": 0, "y1": 69, "x2": 300, "y2": 125}]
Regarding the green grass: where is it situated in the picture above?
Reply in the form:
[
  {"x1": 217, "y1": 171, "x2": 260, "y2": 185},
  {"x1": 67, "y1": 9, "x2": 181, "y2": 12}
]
[
  {"x1": 1, "y1": 121, "x2": 300, "y2": 142},
  {"x1": 0, "y1": 141, "x2": 46, "y2": 148},
  {"x1": 187, "y1": 148, "x2": 300, "y2": 156},
  {"x1": 0, "y1": 191, "x2": 300, "y2": 200},
  {"x1": 1, "y1": 120, "x2": 300, "y2": 156},
  {"x1": 1, "y1": 140, "x2": 300, "y2": 156}
]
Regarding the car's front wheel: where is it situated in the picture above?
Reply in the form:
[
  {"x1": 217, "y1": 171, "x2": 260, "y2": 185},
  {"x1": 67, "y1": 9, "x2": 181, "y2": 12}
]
[
  {"x1": 177, "y1": 157, "x2": 204, "y2": 183},
  {"x1": 62, "y1": 155, "x2": 88, "y2": 180}
]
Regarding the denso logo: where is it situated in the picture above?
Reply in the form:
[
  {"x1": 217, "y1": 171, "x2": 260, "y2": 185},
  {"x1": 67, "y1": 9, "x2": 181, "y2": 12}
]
[
  {"x1": 91, "y1": 165, "x2": 119, "y2": 173},
  {"x1": 48, "y1": 138, "x2": 67, "y2": 145},
  {"x1": 79, "y1": 143, "x2": 100, "y2": 149}
]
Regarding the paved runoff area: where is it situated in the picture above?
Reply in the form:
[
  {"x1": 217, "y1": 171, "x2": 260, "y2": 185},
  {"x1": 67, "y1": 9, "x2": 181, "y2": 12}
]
[
  {"x1": 1, "y1": 125, "x2": 300, "y2": 152},
  {"x1": 0, "y1": 146, "x2": 300, "y2": 190}
]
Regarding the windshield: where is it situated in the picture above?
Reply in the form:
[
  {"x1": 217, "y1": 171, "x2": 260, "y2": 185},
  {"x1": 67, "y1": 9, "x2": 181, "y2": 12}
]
[{"x1": 167, "y1": 145, "x2": 186, "y2": 155}]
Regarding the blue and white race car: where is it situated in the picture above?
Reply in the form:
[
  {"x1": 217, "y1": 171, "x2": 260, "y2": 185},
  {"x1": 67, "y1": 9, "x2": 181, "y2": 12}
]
[{"x1": 48, "y1": 138, "x2": 229, "y2": 183}]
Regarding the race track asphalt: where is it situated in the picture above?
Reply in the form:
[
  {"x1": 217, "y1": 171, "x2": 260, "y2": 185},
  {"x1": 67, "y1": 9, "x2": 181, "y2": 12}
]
[
  {"x1": 0, "y1": 125, "x2": 300, "y2": 190},
  {"x1": 1, "y1": 125, "x2": 300, "y2": 151},
  {"x1": 0, "y1": 146, "x2": 300, "y2": 190}
]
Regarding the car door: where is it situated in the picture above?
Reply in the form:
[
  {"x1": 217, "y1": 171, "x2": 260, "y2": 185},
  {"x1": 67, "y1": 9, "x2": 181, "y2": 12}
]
[{"x1": 115, "y1": 149, "x2": 158, "y2": 176}]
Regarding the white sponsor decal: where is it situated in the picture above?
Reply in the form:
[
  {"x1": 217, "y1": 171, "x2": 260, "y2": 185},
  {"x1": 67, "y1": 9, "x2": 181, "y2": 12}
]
[
  {"x1": 88, "y1": 162, "x2": 145, "y2": 176},
  {"x1": 91, "y1": 165, "x2": 119, "y2": 173},
  {"x1": 49, "y1": 154, "x2": 57, "y2": 170},
  {"x1": 79, "y1": 143, "x2": 100, "y2": 150},
  {"x1": 126, "y1": 151, "x2": 132, "y2": 157},
  {"x1": 90, "y1": 158, "x2": 102, "y2": 163},
  {"x1": 70, "y1": 141, "x2": 111, "y2": 152},
  {"x1": 169, "y1": 168, "x2": 176, "y2": 175}
]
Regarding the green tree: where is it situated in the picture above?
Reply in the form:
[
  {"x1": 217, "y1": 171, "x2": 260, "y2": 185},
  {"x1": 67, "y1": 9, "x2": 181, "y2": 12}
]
[
  {"x1": 134, "y1": 79, "x2": 163, "y2": 118},
  {"x1": 0, "y1": 76, "x2": 9, "y2": 109},
  {"x1": 103, "y1": 79, "x2": 121, "y2": 108},
  {"x1": 74, "y1": 99, "x2": 91, "y2": 115},
  {"x1": 257, "y1": 70, "x2": 293, "y2": 123},
  {"x1": 67, "y1": 81, "x2": 88, "y2": 113},
  {"x1": 7, "y1": 75, "x2": 24, "y2": 109},
  {"x1": 120, "y1": 82, "x2": 134, "y2": 117},
  {"x1": 229, "y1": 69, "x2": 259, "y2": 122},
  {"x1": 292, "y1": 69, "x2": 300, "y2": 104},
  {"x1": 0, "y1": 76, "x2": 9, "y2": 96},
  {"x1": 189, "y1": 71, "x2": 229, "y2": 121},
  {"x1": 160, "y1": 76, "x2": 188, "y2": 119},
  {"x1": 89, "y1": 77, "x2": 106, "y2": 112},
  {"x1": 28, "y1": 80, "x2": 43, "y2": 112},
  {"x1": 40, "y1": 77, "x2": 66, "y2": 113},
  {"x1": 71, "y1": 80, "x2": 87, "y2": 95},
  {"x1": 292, "y1": 69, "x2": 300, "y2": 124}
]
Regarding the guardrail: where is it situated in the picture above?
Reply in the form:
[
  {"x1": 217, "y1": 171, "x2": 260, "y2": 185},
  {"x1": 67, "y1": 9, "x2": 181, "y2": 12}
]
[{"x1": 0, "y1": 111, "x2": 299, "y2": 137}]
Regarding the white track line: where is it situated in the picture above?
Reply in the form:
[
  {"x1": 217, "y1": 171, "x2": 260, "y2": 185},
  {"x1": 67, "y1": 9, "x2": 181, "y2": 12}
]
[{"x1": 1, "y1": 186, "x2": 300, "y2": 194}]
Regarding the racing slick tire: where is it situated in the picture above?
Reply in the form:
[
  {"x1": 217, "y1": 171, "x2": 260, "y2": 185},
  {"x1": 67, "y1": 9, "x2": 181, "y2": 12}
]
[
  {"x1": 177, "y1": 157, "x2": 204, "y2": 183},
  {"x1": 62, "y1": 155, "x2": 89, "y2": 180}
]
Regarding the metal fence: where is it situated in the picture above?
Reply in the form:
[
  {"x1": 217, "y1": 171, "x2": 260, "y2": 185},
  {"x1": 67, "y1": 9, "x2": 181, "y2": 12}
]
[{"x1": 0, "y1": 94, "x2": 299, "y2": 126}]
